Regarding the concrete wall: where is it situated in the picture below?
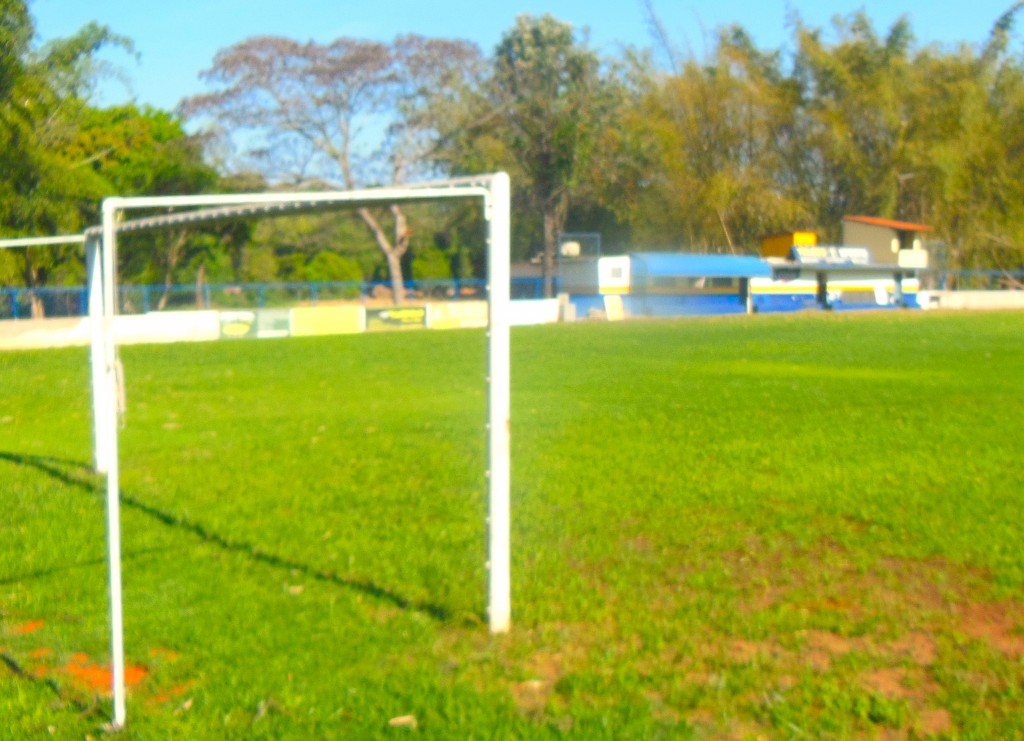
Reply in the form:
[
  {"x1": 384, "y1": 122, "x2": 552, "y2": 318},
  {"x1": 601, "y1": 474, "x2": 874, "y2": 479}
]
[
  {"x1": 0, "y1": 311, "x2": 221, "y2": 350},
  {"x1": 120, "y1": 311, "x2": 221, "y2": 344},
  {"x1": 0, "y1": 299, "x2": 562, "y2": 350},
  {"x1": 843, "y1": 221, "x2": 899, "y2": 265},
  {"x1": 291, "y1": 306, "x2": 365, "y2": 336},
  {"x1": 509, "y1": 299, "x2": 559, "y2": 326},
  {"x1": 427, "y1": 301, "x2": 488, "y2": 330},
  {"x1": 918, "y1": 290, "x2": 1024, "y2": 310},
  {"x1": 0, "y1": 317, "x2": 91, "y2": 350}
]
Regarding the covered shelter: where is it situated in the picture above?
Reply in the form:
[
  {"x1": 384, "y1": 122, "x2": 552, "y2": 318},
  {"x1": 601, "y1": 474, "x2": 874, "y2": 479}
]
[
  {"x1": 627, "y1": 252, "x2": 772, "y2": 316},
  {"x1": 559, "y1": 252, "x2": 773, "y2": 318},
  {"x1": 768, "y1": 245, "x2": 923, "y2": 309}
]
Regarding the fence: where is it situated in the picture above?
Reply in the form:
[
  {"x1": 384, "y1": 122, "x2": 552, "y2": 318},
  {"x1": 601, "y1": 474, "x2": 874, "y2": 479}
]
[
  {"x1": 0, "y1": 279, "x2": 506, "y2": 320},
  {"x1": 7, "y1": 270, "x2": 1020, "y2": 320}
]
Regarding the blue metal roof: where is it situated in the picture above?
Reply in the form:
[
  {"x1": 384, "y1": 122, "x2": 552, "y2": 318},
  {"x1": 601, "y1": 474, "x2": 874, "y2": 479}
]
[{"x1": 631, "y1": 252, "x2": 772, "y2": 278}]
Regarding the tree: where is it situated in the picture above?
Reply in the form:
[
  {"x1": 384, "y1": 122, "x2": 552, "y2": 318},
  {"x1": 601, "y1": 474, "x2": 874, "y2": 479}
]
[
  {"x1": 623, "y1": 27, "x2": 810, "y2": 251},
  {"x1": 181, "y1": 34, "x2": 481, "y2": 304},
  {"x1": 789, "y1": 8, "x2": 1024, "y2": 271},
  {"x1": 790, "y1": 13, "x2": 920, "y2": 237},
  {"x1": 914, "y1": 4, "x2": 1024, "y2": 278},
  {"x1": 0, "y1": 2, "x2": 135, "y2": 315},
  {"x1": 452, "y1": 15, "x2": 618, "y2": 296},
  {"x1": 68, "y1": 104, "x2": 221, "y2": 308}
]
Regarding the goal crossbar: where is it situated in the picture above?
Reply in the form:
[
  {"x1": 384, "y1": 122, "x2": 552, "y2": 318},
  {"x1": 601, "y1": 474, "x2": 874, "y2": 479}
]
[{"x1": 85, "y1": 182, "x2": 494, "y2": 236}]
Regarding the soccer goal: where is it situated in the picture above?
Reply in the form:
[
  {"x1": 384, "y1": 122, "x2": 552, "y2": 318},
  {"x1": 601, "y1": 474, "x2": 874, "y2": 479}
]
[{"x1": 5, "y1": 173, "x2": 512, "y2": 729}]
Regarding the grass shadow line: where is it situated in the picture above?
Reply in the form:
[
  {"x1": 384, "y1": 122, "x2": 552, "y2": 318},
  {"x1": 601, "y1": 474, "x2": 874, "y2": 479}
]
[
  {"x1": 0, "y1": 451, "x2": 465, "y2": 624},
  {"x1": 0, "y1": 548, "x2": 174, "y2": 587},
  {"x1": 0, "y1": 652, "x2": 86, "y2": 711}
]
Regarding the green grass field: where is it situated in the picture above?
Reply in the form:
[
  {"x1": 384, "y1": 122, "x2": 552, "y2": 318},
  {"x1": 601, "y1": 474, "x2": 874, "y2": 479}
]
[{"x1": 1, "y1": 310, "x2": 1023, "y2": 739}]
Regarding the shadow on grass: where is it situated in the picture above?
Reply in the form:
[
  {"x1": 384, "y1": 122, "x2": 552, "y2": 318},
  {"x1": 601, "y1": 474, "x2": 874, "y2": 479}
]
[
  {"x1": 0, "y1": 548, "x2": 172, "y2": 587},
  {"x1": 0, "y1": 451, "x2": 463, "y2": 624},
  {"x1": 0, "y1": 652, "x2": 97, "y2": 716}
]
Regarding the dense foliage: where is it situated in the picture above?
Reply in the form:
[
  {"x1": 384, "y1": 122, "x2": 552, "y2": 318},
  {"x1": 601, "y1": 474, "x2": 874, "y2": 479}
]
[{"x1": 4, "y1": 1, "x2": 1024, "y2": 304}]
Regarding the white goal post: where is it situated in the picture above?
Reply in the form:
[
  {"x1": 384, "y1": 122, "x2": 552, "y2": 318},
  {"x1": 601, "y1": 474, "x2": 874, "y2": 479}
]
[{"x1": 4, "y1": 172, "x2": 512, "y2": 729}]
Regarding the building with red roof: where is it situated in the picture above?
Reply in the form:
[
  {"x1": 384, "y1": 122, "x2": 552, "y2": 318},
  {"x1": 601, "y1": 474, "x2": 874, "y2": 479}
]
[{"x1": 841, "y1": 215, "x2": 931, "y2": 268}]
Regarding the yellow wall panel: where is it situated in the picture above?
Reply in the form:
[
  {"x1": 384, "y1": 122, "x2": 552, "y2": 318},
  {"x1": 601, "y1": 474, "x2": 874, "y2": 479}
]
[
  {"x1": 291, "y1": 306, "x2": 365, "y2": 336},
  {"x1": 427, "y1": 301, "x2": 488, "y2": 330}
]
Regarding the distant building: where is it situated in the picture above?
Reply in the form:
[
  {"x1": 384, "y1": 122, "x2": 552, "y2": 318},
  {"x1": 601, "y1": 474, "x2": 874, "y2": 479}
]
[
  {"x1": 841, "y1": 216, "x2": 931, "y2": 268},
  {"x1": 760, "y1": 231, "x2": 818, "y2": 259}
]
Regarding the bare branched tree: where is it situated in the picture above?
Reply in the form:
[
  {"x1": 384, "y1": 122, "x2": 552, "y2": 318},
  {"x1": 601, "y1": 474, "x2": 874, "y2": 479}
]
[{"x1": 181, "y1": 35, "x2": 480, "y2": 304}]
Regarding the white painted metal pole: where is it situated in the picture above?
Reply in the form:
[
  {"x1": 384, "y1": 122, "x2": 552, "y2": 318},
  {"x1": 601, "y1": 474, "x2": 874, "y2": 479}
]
[
  {"x1": 101, "y1": 201, "x2": 127, "y2": 727},
  {"x1": 86, "y1": 236, "x2": 109, "y2": 474},
  {"x1": 486, "y1": 173, "x2": 512, "y2": 634},
  {"x1": 0, "y1": 234, "x2": 86, "y2": 249}
]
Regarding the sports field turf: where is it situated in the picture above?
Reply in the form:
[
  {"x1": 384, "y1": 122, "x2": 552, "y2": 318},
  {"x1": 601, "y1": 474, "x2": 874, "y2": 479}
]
[{"x1": 1, "y1": 310, "x2": 1022, "y2": 738}]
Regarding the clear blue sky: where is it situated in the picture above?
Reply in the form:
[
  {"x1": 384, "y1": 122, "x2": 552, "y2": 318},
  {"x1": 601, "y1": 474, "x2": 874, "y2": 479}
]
[{"x1": 29, "y1": 0, "x2": 1021, "y2": 112}]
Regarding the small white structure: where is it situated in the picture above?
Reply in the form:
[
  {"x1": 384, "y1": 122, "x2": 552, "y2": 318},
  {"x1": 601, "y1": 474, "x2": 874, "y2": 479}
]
[{"x1": 557, "y1": 255, "x2": 631, "y2": 294}]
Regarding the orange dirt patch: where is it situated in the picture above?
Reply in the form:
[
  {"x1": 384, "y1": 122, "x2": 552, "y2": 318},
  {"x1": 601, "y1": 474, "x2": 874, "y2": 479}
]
[
  {"x1": 887, "y1": 632, "x2": 937, "y2": 666},
  {"x1": 801, "y1": 631, "x2": 851, "y2": 671},
  {"x1": 916, "y1": 707, "x2": 953, "y2": 735},
  {"x1": 803, "y1": 629, "x2": 857, "y2": 655},
  {"x1": 959, "y1": 602, "x2": 1024, "y2": 658},
  {"x1": 12, "y1": 620, "x2": 45, "y2": 634},
  {"x1": 860, "y1": 667, "x2": 914, "y2": 699},
  {"x1": 61, "y1": 657, "x2": 147, "y2": 693},
  {"x1": 510, "y1": 679, "x2": 550, "y2": 713},
  {"x1": 803, "y1": 648, "x2": 833, "y2": 671},
  {"x1": 148, "y1": 647, "x2": 181, "y2": 662},
  {"x1": 147, "y1": 681, "x2": 194, "y2": 706},
  {"x1": 729, "y1": 639, "x2": 770, "y2": 663}
]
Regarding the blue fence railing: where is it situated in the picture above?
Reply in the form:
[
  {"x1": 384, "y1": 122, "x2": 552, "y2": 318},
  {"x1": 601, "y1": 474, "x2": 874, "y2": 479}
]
[
  {"x1": 0, "y1": 278, "x2": 503, "y2": 319},
  {"x1": 0, "y1": 278, "x2": 555, "y2": 320},
  {"x1": 6, "y1": 270, "x2": 1018, "y2": 320}
]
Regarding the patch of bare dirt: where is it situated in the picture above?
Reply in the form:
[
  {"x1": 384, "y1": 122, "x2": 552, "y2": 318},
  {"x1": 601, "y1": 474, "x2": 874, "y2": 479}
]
[
  {"x1": 958, "y1": 601, "x2": 1024, "y2": 658},
  {"x1": 860, "y1": 667, "x2": 915, "y2": 699},
  {"x1": 510, "y1": 679, "x2": 550, "y2": 714},
  {"x1": 728, "y1": 639, "x2": 767, "y2": 663},
  {"x1": 799, "y1": 629, "x2": 862, "y2": 671},
  {"x1": 916, "y1": 707, "x2": 953, "y2": 736},
  {"x1": 887, "y1": 632, "x2": 937, "y2": 666},
  {"x1": 804, "y1": 629, "x2": 858, "y2": 655},
  {"x1": 644, "y1": 689, "x2": 681, "y2": 724},
  {"x1": 508, "y1": 628, "x2": 595, "y2": 715}
]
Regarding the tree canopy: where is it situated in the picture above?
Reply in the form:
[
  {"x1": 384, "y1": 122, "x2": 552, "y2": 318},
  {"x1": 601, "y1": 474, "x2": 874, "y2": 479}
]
[
  {"x1": 180, "y1": 34, "x2": 482, "y2": 303},
  {"x1": 5, "y1": 3, "x2": 1024, "y2": 303}
]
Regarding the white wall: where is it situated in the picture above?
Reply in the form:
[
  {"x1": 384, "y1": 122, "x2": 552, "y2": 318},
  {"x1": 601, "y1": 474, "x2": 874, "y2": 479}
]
[
  {"x1": 509, "y1": 299, "x2": 559, "y2": 326},
  {"x1": 115, "y1": 311, "x2": 221, "y2": 344},
  {"x1": 0, "y1": 299, "x2": 565, "y2": 351},
  {"x1": 919, "y1": 291, "x2": 1024, "y2": 310},
  {"x1": 0, "y1": 317, "x2": 90, "y2": 350}
]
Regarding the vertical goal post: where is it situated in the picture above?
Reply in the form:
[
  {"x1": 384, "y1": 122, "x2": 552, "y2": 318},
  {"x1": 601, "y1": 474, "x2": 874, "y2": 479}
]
[{"x1": 2, "y1": 172, "x2": 512, "y2": 729}]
